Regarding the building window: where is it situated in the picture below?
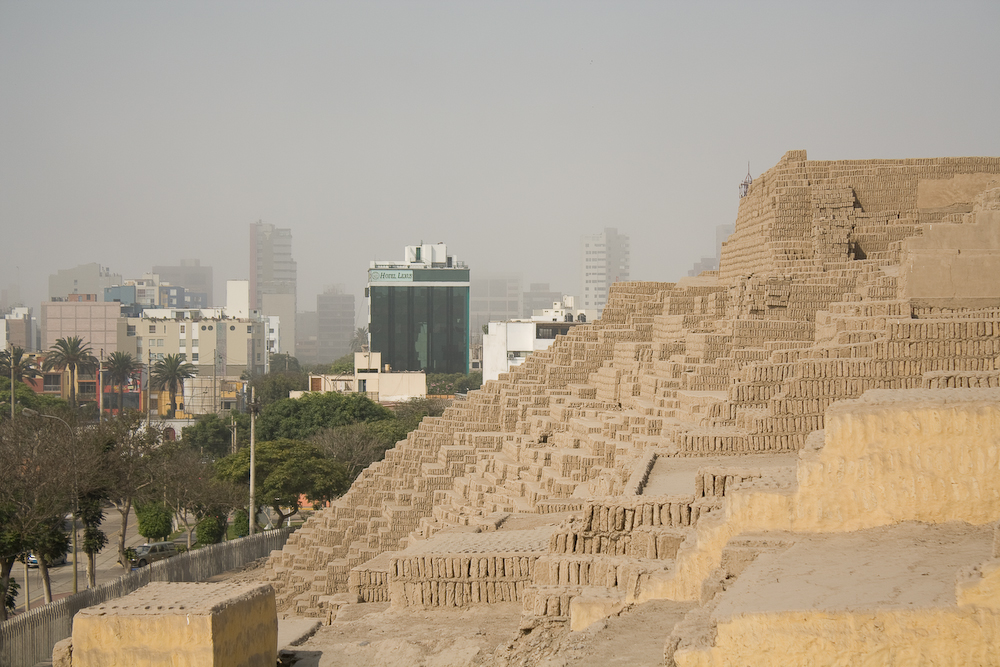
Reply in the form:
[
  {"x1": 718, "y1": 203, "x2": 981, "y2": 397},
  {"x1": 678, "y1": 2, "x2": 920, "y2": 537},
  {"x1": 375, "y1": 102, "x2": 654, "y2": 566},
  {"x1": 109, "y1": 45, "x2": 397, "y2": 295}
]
[
  {"x1": 127, "y1": 325, "x2": 136, "y2": 336},
  {"x1": 247, "y1": 325, "x2": 252, "y2": 333},
  {"x1": 43, "y1": 374, "x2": 61, "y2": 392},
  {"x1": 149, "y1": 325, "x2": 156, "y2": 334},
  {"x1": 180, "y1": 325, "x2": 185, "y2": 333},
  {"x1": 192, "y1": 353, "x2": 199, "y2": 361}
]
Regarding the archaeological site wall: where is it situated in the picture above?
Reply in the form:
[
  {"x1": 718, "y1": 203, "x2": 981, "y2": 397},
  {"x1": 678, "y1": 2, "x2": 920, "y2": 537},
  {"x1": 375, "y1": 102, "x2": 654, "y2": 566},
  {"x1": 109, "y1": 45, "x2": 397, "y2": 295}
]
[{"x1": 261, "y1": 149, "x2": 1000, "y2": 660}]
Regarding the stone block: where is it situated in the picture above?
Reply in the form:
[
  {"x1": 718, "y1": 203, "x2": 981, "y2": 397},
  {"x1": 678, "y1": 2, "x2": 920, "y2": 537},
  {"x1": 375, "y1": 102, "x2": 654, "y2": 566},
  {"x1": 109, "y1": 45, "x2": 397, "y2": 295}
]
[
  {"x1": 71, "y1": 582, "x2": 276, "y2": 667},
  {"x1": 569, "y1": 588, "x2": 626, "y2": 632}
]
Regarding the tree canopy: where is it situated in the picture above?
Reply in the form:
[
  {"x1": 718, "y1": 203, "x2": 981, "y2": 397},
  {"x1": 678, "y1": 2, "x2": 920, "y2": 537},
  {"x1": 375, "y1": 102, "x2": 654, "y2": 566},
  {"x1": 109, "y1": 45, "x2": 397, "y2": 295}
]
[
  {"x1": 0, "y1": 411, "x2": 95, "y2": 619},
  {"x1": 426, "y1": 372, "x2": 483, "y2": 396},
  {"x1": 215, "y1": 438, "x2": 348, "y2": 527},
  {"x1": 0, "y1": 378, "x2": 67, "y2": 419},
  {"x1": 0, "y1": 347, "x2": 39, "y2": 384},
  {"x1": 105, "y1": 351, "x2": 141, "y2": 414},
  {"x1": 151, "y1": 354, "x2": 195, "y2": 417},
  {"x1": 42, "y1": 336, "x2": 98, "y2": 409},
  {"x1": 350, "y1": 327, "x2": 369, "y2": 353},
  {"x1": 251, "y1": 371, "x2": 307, "y2": 407},
  {"x1": 256, "y1": 391, "x2": 393, "y2": 442},
  {"x1": 329, "y1": 353, "x2": 354, "y2": 375},
  {"x1": 181, "y1": 412, "x2": 243, "y2": 460}
]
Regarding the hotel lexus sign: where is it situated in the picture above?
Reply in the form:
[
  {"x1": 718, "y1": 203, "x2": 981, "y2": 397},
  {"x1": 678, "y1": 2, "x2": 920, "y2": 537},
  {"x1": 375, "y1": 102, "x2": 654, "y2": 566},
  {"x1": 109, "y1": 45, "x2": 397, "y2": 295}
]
[{"x1": 368, "y1": 269, "x2": 413, "y2": 283}]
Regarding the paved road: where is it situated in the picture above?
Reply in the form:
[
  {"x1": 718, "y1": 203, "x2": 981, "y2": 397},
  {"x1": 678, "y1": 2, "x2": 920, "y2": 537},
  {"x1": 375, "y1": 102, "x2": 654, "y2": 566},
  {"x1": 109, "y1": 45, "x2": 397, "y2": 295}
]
[{"x1": 12, "y1": 506, "x2": 148, "y2": 614}]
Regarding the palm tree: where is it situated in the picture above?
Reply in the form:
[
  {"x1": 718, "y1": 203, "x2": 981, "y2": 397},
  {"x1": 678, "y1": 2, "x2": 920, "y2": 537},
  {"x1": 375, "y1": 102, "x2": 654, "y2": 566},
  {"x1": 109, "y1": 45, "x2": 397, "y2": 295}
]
[
  {"x1": 106, "y1": 351, "x2": 142, "y2": 414},
  {"x1": 0, "y1": 346, "x2": 39, "y2": 384},
  {"x1": 42, "y1": 337, "x2": 98, "y2": 409},
  {"x1": 350, "y1": 326, "x2": 369, "y2": 353},
  {"x1": 150, "y1": 354, "x2": 196, "y2": 418}
]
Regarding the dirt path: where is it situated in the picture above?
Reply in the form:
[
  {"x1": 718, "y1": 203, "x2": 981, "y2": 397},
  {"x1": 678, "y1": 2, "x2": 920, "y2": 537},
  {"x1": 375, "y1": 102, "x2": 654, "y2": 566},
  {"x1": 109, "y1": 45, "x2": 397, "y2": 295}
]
[
  {"x1": 275, "y1": 597, "x2": 694, "y2": 667},
  {"x1": 283, "y1": 602, "x2": 524, "y2": 667}
]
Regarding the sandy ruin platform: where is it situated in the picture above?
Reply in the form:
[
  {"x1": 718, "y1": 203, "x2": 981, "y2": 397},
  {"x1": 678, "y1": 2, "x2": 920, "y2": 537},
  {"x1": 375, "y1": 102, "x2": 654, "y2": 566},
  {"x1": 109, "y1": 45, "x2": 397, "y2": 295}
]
[
  {"x1": 643, "y1": 453, "x2": 797, "y2": 496},
  {"x1": 715, "y1": 522, "x2": 994, "y2": 617}
]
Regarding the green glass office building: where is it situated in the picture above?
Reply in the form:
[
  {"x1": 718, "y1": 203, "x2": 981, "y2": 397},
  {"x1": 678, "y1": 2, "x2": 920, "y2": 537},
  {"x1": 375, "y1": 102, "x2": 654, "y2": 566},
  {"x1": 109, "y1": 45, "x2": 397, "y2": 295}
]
[{"x1": 368, "y1": 244, "x2": 470, "y2": 374}]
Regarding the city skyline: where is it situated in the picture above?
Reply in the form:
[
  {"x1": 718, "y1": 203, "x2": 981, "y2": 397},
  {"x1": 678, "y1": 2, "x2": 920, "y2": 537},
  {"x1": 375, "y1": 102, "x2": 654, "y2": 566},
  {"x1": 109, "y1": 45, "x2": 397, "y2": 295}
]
[{"x1": 3, "y1": 3, "x2": 1000, "y2": 315}]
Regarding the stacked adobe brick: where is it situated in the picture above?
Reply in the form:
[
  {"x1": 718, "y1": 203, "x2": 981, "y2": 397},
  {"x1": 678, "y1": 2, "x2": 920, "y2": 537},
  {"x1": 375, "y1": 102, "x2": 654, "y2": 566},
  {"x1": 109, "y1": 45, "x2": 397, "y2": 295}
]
[{"x1": 263, "y1": 151, "x2": 1000, "y2": 618}]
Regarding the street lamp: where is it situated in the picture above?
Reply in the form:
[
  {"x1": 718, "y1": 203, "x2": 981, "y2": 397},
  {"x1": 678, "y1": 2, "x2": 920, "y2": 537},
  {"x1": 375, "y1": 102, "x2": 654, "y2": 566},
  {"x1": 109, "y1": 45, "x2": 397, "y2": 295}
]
[{"x1": 21, "y1": 408, "x2": 80, "y2": 595}]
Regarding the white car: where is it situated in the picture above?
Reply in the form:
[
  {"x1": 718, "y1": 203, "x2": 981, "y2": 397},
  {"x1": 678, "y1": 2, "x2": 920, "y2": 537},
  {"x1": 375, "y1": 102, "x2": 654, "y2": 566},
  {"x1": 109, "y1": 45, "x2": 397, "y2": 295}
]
[{"x1": 27, "y1": 551, "x2": 68, "y2": 568}]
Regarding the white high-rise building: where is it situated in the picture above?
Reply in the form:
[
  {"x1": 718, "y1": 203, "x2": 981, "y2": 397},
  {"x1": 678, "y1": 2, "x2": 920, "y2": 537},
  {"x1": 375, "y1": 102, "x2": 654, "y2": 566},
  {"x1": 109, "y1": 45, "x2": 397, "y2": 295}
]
[{"x1": 580, "y1": 228, "x2": 630, "y2": 314}]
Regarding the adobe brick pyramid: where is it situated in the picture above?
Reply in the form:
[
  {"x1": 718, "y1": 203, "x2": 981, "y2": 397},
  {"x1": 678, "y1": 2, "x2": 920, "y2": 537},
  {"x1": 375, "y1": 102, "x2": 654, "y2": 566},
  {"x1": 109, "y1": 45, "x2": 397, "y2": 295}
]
[{"x1": 260, "y1": 150, "x2": 1000, "y2": 635}]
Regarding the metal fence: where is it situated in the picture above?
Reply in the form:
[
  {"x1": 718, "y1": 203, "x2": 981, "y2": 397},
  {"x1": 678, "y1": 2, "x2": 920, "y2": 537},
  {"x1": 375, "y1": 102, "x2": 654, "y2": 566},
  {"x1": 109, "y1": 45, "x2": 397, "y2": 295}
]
[{"x1": 0, "y1": 528, "x2": 293, "y2": 667}]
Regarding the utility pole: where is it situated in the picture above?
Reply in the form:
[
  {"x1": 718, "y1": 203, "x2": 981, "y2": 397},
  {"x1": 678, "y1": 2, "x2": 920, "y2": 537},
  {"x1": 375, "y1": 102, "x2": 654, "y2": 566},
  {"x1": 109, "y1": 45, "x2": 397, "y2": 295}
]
[
  {"x1": 214, "y1": 350, "x2": 219, "y2": 414},
  {"x1": 249, "y1": 386, "x2": 257, "y2": 536},
  {"x1": 9, "y1": 344, "x2": 14, "y2": 420},
  {"x1": 146, "y1": 348, "x2": 152, "y2": 428},
  {"x1": 98, "y1": 349, "x2": 104, "y2": 423}
]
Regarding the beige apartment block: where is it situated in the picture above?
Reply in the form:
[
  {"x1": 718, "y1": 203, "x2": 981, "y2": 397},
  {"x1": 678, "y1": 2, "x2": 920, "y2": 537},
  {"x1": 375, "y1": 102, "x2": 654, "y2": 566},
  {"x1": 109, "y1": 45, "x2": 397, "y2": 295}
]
[
  {"x1": 256, "y1": 151, "x2": 1000, "y2": 664},
  {"x1": 40, "y1": 297, "x2": 125, "y2": 355},
  {"x1": 124, "y1": 309, "x2": 267, "y2": 415}
]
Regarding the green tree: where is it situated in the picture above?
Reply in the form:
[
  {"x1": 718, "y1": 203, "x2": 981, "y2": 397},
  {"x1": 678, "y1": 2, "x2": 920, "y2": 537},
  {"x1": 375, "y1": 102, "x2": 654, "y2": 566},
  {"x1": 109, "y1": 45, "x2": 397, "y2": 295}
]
[
  {"x1": 329, "y1": 353, "x2": 354, "y2": 375},
  {"x1": 0, "y1": 346, "x2": 39, "y2": 384},
  {"x1": 392, "y1": 397, "x2": 450, "y2": 432},
  {"x1": 426, "y1": 372, "x2": 482, "y2": 396},
  {"x1": 150, "y1": 353, "x2": 196, "y2": 418},
  {"x1": 196, "y1": 514, "x2": 226, "y2": 545},
  {"x1": 0, "y1": 414, "x2": 81, "y2": 620},
  {"x1": 256, "y1": 391, "x2": 393, "y2": 442},
  {"x1": 215, "y1": 438, "x2": 348, "y2": 528},
  {"x1": 351, "y1": 326, "x2": 369, "y2": 353},
  {"x1": 269, "y1": 353, "x2": 301, "y2": 373},
  {"x1": 310, "y1": 421, "x2": 398, "y2": 482},
  {"x1": 232, "y1": 509, "x2": 249, "y2": 538},
  {"x1": 251, "y1": 371, "x2": 308, "y2": 407},
  {"x1": 42, "y1": 336, "x2": 99, "y2": 409},
  {"x1": 158, "y1": 442, "x2": 242, "y2": 548},
  {"x1": 100, "y1": 413, "x2": 165, "y2": 571},
  {"x1": 0, "y1": 378, "x2": 67, "y2": 420},
  {"x1": 25, "y1": 518, "x2": 70, "y2": 603},
  {"x1": 182, "y1": 413, "x2": 241, "y2": 460},
  {"x1": 135, "y1": 502, "x2": 173, "y2": 541},
  {"x1": 3, "y1": 577, "x2": 17, "y2": 615},
  {"x1": 105, "y1": 351, "x2": 141, "y2": 414},
  {"x1": 76, "y1": 490, "x2": 108, "y2": 588}
]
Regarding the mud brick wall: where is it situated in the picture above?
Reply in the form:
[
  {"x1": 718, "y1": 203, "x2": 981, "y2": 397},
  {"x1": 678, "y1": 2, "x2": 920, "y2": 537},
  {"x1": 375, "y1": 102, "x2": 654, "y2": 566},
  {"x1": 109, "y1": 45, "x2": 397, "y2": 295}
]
[{"x1": 387, "y1": 552, "x2": 537, "y2": 607}]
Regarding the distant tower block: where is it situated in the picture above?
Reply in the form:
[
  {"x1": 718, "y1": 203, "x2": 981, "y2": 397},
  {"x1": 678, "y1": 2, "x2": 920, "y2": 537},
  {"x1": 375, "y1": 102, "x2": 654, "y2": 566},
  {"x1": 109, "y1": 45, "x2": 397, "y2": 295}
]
[{"x1": 70, "y1": 582, "x2": 277, "y2": 667}]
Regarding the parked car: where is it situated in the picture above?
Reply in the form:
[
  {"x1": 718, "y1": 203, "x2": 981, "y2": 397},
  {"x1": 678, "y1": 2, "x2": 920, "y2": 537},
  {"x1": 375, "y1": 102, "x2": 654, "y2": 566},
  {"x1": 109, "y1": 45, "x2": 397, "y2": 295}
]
[
  {"x1": 129, "y1": 542, "x2": 178, "y2": 568},
  {"x1": 27, "y1": 551, "x2": 68, "y2": 568}
]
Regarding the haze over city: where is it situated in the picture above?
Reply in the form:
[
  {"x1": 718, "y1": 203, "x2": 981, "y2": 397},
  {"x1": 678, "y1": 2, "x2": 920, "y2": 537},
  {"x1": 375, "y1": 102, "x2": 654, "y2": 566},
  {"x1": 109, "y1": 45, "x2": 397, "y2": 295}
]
[{"x1": 2, "y1": 1, "x2": 999, "y2": 315}]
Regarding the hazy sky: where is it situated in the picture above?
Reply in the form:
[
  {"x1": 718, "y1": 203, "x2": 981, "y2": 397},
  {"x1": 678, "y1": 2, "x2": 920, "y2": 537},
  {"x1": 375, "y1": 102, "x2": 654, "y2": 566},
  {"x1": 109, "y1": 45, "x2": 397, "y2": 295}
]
[{"x1": 2, "y1": 1, "x2": 999, "y2": 319}]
